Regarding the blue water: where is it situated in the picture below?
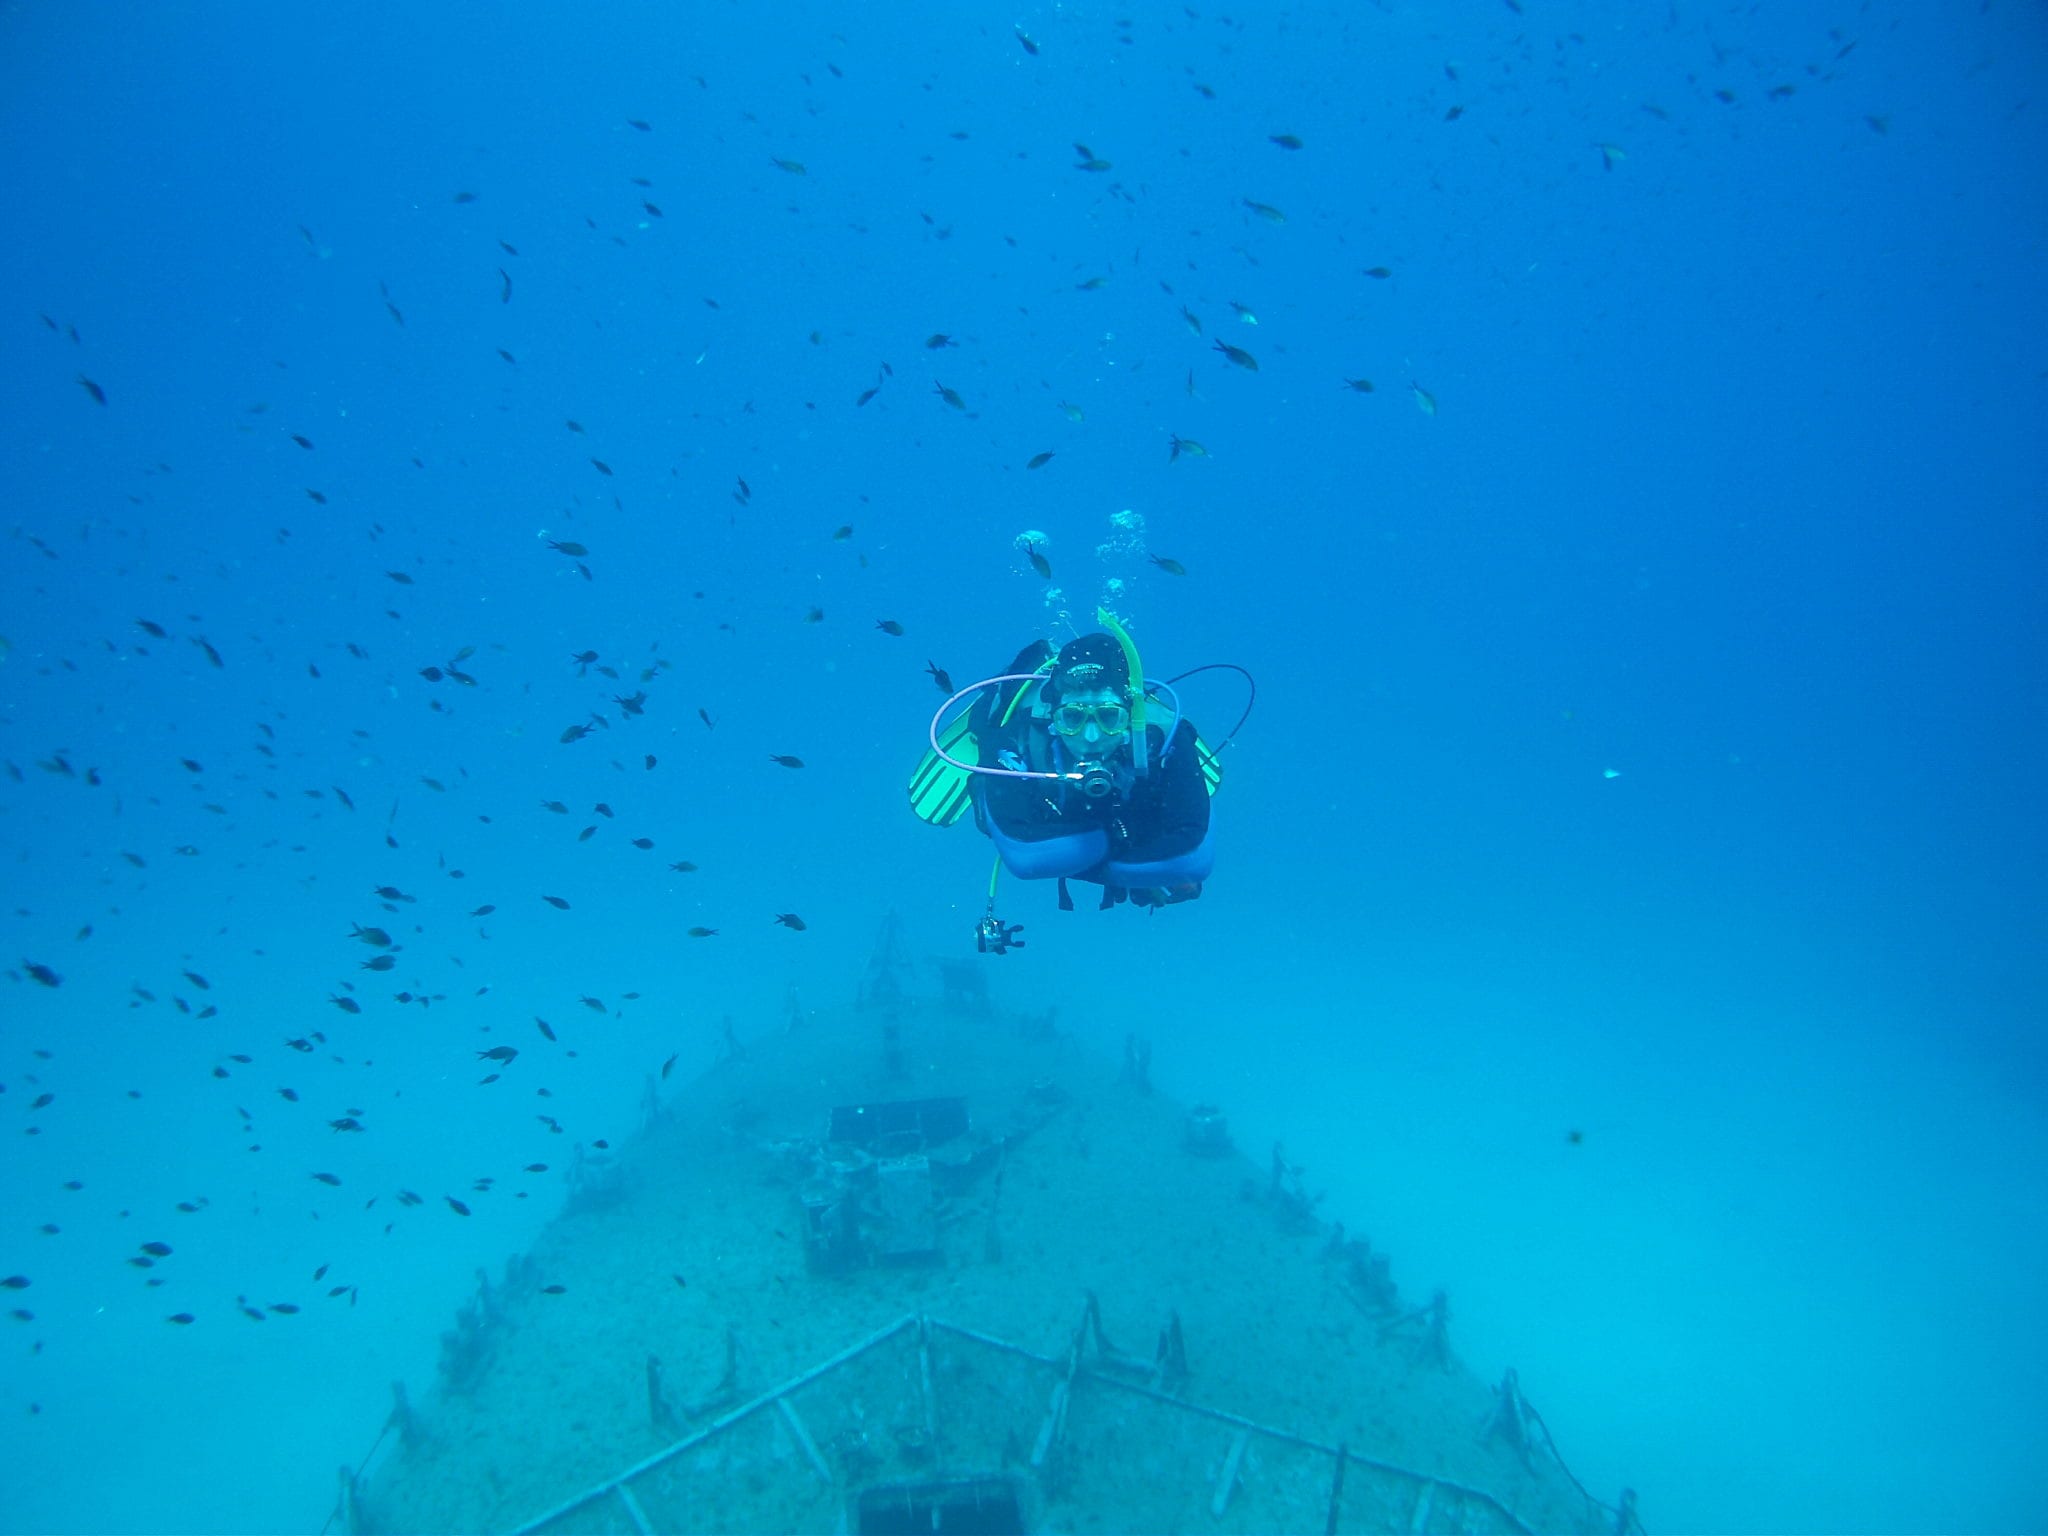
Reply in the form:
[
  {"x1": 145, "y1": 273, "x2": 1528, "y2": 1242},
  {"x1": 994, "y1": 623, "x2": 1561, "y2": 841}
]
[{"x1": 3, "y1": 2, "x2": 2043, "y2": 1531}]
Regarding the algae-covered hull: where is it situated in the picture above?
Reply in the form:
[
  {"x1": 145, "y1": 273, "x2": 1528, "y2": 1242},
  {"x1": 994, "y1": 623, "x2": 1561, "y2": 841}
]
[{"x1": 347, "y1": 952, "x2": 1627, "y2": 1535}]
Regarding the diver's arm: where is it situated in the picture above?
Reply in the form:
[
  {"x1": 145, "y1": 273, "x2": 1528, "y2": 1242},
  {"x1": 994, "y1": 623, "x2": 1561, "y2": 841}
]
[
  {"x1": 979, "y1": 722, "x2": 1070, "y2": 836},
  {"x1": 1122, "y1": 721, "x2": 1210, "y2": 860}
]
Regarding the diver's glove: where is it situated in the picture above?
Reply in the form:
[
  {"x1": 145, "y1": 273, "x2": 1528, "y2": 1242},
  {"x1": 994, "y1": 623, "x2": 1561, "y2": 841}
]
[{"x1": 1129, "y1": 882, "x2": 1202, "y2": 910}]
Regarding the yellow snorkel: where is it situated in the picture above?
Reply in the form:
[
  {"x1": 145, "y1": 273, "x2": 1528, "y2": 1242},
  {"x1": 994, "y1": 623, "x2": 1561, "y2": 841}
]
[{"x1": 1096, "y1": 606, "x2": 1148, "y2": 775}]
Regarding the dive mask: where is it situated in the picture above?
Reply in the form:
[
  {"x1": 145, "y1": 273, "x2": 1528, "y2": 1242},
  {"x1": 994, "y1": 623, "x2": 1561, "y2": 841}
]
[{"x1": 1050, "y1": 701, "x2": 1131, "y2": 737}]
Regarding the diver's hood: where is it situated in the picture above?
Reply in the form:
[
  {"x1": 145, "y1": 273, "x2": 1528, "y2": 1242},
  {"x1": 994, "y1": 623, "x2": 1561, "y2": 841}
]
[{"x1": 1044, "y1": 632, "x2": 1130, "y2": 702}]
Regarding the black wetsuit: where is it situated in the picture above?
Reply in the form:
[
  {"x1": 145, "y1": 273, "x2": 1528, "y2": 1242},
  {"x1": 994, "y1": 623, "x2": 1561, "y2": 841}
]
[{"x1": 977, "y1": 714, "x2": 1211, "y2": 906}]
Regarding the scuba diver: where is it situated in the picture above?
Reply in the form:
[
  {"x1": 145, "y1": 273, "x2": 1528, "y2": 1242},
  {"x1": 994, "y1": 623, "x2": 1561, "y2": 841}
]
[{"x1": 907, "y1": 608, "x2": 1251, "y2": 952}]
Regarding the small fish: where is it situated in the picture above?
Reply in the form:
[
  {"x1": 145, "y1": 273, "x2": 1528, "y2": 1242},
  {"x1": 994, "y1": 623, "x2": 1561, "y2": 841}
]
[
  {"x1": 1179, "y1": 306, "x2": 1202, "y2": 336},
  {"x1": 590, "y1": 458, "x2": 613, "y2": 476},
  {"x1": 1213, "y1": 340, "x2": 1258, "y2": 371},
  {"x1": 351, "y1": 924, "x2": 391, "y2": 947},
  {"x1": 359, "y1": 954, "x2": 395, "y2": 972},
  {"x1": 668, "y1": 860, "x2": 698, "y2": 873},
  {"x1": 311, "y1": 1173, "x2": 342, "y2": 1187},
  {"x1": 926, "y1": 661, "x2": 954, "y2": 694},
  {"x1": 445, "y1": 1196, "x2": 471, "y2": 1216},
  {"x1": 166, "y1": 1312, "x2": 195, "y2": 1325},
  {"x1": 470, "y1": 904, "x2": 496, "y2": 916},
  {"x1": 542, "y1": 895, "x2": 571, "y2": 909},
  {"x1": 768, "y1": 754, "x2": 805, "y2": 769},
  {"x1": 686, "y1": 927, "x2": 719, "y2": 938},
  {"x1": 697, "y1": 708, "x2": 715, "y2": 731},
  {"x1": 1229, "y1": 301, "x2": 1258, "y2": 325},
  {"x1": 541, "y1": 1284, "x2": 567, "y2": 1295},
  {"x1": 1025, "y1": 451, "x2": 1055, "y2": 470},
  {"x1": 1057, "y1": 401, "x2": 1084, "y2": 422},
  {"x1": 1269, "y1": 133, "x2": 1303, "y2": 150},
  {"x1": 1027, "y1": 547, "x2": 1052, "y2": 581},
  {"x1": 832, "y1": 525, "x2": 854, "y2": 540},
  {"x1": 476, "y1": 1047, "x2": 518, "y2": 1063},
  {"x1": 1168, "y1": 435, "x2": 1208, "y2": 462},
  {"x1": 548, "y1": 540, "x2": 589, "y2": 557},
  {"x1": 23, "y1": 960, "x2": 61, "y2": 988},
  {"x1": 1362, "y1": 266, "x2": 1392, "y2": 280},
  {"x1": 290, "y1": 434, "x2": 314, "y2": 450},
  {"x1": 1342, "y1": 378, "x2": 1375, "y2": 393},
  {"x1": 771, "y1": 157, "x2": 807, "y2": 176},
  {"x1": 535, "y1": 1017, "x2": 557, "y2": 1041},
  {"x1": 661, "y1": 1053, "x2": 677, "y2": 1079},
  {"x1": 1411, "y1": 382, "x2": 1438, "y2": 417},
  {"x1": 933, "y1": 381, "x2": 966, "y2": 410},
  {"x1": 1149, "y1": 556, "x2": 1188, "y2": 576},
  {"x1": 136, "y1": 619, "x2": 168, "y2": 638},
  {"x1": 140, "y1": 1241, "x2": 172, "y2": 1257},
  {"x1": 631, "y1": 837, "x2": 654, "y2": 850},
  {"x1": 1596, "y1": 142, "x2": 1626, "y2": 171},
  {"x1": 875, "y1": 619, "x2": 905, "y2": 636},
  {"x1": 77, "y1": 375, "x2": 107, "y2": 404},
  {"x1": 1241, "y1": 199, "x2": 1286, "y2": 223},
  {"x1": 1014, "y1": 25, "x2": 1038, "y2": 54},
  {"x1": 774, "y1": 913, "x2": 807, "y2": 931},
  {"x1": 329, "y1": 995, "x2": 361, "y2": 1015}
]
